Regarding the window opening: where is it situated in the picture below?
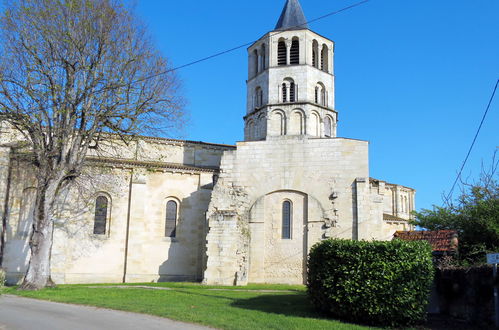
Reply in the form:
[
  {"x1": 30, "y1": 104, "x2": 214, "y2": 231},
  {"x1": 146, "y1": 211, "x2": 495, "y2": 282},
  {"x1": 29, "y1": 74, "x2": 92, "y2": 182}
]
[
  {"x1": 261, "y1": 44, "x2": 266, "y2": 70},
  {"x1": 321, "y1": 45, "x2": 329, "y2": 71},
  {"x1": 278, "y1": 41, "x2": 287, "y2": 66},
  {"x1": 93, "y1": 196, "x2": 108, "y2": 235},
  {"x1": 165, "y1": 200, "x2": 177, "y2": 237},
  {"x1": 290, "y1": 39, "x2": 299, "y2": 65},
  {"x1": 253, "y1": 49, "x2": 258, "y2": 76},
  {"x1": 290, "y1": 82, "x2": 295, "y2": 102},
  {"x1": 282, "y1": 201, "x2": 292, "y2": 239},
  {"x1": 325, "y1": 117, "x2": 332, "y2": 137}
]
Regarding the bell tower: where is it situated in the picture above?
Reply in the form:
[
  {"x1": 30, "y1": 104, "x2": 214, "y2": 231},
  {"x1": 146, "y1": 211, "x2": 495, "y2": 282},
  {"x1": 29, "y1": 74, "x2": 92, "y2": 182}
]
[{"x1": 245, "y1": 0, "x2": 337, "y2": 141}]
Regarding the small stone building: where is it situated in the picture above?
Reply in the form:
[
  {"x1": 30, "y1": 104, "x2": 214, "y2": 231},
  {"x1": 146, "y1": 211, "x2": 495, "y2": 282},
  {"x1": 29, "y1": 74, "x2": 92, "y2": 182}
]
[
  {"x1": 393, "y1": 230, "x2": 459, "y2": 259},
  {"x1": 0, "y1": 0, "x2": 415, "y2": 286}
]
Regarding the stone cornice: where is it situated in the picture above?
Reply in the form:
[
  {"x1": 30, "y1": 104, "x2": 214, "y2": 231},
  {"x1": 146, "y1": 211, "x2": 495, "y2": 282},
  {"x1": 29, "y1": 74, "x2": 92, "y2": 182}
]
[{"x1": 244, "y1": 102, "x2": 338, "y2": 120}]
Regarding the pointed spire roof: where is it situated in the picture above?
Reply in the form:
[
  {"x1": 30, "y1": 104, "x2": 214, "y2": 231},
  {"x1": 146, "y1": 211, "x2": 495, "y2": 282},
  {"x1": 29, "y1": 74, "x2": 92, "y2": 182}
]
[{"x1": 275, "y1": 0, "x2": 309, "y2": 31}]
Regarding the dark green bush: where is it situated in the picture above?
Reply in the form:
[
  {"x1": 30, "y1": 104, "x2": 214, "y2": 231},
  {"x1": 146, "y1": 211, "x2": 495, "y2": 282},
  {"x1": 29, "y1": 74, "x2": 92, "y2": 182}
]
[{"x1": 307, "y1": 239, "x2": 434, "y2": 327}]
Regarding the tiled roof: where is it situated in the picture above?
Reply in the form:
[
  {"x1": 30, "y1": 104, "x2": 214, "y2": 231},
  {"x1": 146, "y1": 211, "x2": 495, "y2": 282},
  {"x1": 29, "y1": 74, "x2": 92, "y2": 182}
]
[
  {"x1": 383, "y1": 213, "x2": 409, "y2": 222},
  {"x1": 393, "y1": 230, "x2": 458, "y2": 252},
  {"x1": 275, "y1": 0, "x2": 309, "y2": 31}
]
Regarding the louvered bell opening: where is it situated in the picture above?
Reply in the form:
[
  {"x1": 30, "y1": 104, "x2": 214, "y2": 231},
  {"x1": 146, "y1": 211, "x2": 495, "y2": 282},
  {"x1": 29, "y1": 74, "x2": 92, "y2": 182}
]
[
  {"x1": 278, "y1": 41, "x2": 287, "y2": 66},
  {"x1": 290, "y1": 40, "x2": 299, "y2": 65},
  {"x1": 290, "y1": 82, "x2": 296, "y2": 102}
]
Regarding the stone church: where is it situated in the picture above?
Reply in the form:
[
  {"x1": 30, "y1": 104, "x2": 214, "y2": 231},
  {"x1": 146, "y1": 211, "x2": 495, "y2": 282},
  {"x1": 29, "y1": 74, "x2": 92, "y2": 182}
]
[{"x1": 0, "y1": 0, "x2": 414, "y2": 286}]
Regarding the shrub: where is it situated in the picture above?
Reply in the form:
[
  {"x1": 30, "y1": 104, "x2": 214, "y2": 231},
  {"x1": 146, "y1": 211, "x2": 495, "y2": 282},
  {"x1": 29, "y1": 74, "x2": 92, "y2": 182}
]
[{"x1": 307, "y1": 239, "x2": 434, "y2": 327}]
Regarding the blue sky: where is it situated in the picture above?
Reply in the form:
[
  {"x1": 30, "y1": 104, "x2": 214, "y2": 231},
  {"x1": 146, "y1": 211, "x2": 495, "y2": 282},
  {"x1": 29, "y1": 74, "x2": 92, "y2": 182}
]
[{"x1": 131, "y1": 0, "x2": 499, "y2": 211}]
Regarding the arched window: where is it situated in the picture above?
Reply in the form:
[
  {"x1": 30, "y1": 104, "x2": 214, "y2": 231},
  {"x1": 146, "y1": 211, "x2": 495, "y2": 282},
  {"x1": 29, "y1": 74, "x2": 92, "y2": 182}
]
[
  {"x1": 312, "y1": 40, "x2": 319, "y2": 68},
  {"x1": 165, "y1": 200, "x2": 178, "y2": 237},
  {"x1": 270, "y1": 111, "x2": 285, "y2": 136},
  {"x1": 316, "y1": 83, "x2": 326, "y2": 106},
  {"x1": 290, "y1": 38, "x2": 299, "y2": 65},
  {"x1": 93, "y1": 195, "x2": 108, "y2": 235},
  {"x1": 255, "y1": 87, "x2": 263, "y2": 108},
  {"x1": 261, "y1": 44, "x2": 266, "y2": 70},
  {"x1": 257, "y1": 113, "x2": 266, "y2": 139},
  {"x1": 324, "y1": 116, "x2": 332, "y2": 137},
  {"x1": 289, "y1": 82, "x2": 296, "y2": 102},
  {"x1": 278, "y1": 40, "x2": 287, "y2": 66},
  {"x1": 321, "y1": 44, "x2": 329, "y2": 72},
  {"x1": 247, "y1": 120, "x2": 255, "y2": 140},
  {"x1": 253, "y1": 49, "x2": 258, "y2": 76},
  {"x1": 310, "y1": 112, "x2": 320, "y2": 137},
  {"x1": 282, "y1": 201, "x2": 292, "y2": 239},
  {"x1": 290, "y1": 111, "x2": 304, "y2": 135},
  {"x1": 282, "y1": 83, "x2": 287, "y2": 103}
]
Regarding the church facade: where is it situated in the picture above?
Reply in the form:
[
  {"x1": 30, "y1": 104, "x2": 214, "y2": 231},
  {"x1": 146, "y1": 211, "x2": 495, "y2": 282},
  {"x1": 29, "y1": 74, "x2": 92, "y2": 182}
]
[{"x1": 0, "y1": 0, "x2": 414, "y2": 286}]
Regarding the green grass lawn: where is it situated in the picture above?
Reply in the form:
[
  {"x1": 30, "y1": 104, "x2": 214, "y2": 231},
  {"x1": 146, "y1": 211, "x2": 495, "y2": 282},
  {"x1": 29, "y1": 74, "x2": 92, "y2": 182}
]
[{"x1": 5, "y1": 282, "x2": 370, "y2": 329}]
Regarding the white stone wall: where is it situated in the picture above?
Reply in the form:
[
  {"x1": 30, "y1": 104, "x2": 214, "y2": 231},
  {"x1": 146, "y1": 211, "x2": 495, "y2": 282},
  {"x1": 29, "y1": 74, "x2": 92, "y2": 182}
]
[
  {"x1": 204, "y1": 136, "x2": 391, "y2": 285},
  {"x1": 0, "y1": 135, "x2": 232, "y2": 284}
]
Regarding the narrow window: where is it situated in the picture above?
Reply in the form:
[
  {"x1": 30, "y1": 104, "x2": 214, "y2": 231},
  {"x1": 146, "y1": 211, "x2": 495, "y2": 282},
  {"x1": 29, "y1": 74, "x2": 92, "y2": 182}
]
[
  {"x1": 311, "y1": 112, "x2": 320, "y2": 136},
  {"x1": 278, "y1": 41, "x2": 287, "y2": 66},
  {"x1": 247, "y1": 120, "x2": 254, "y2": 140},
  {"x1": 261, "y1": 44, "x2": 266, "y2": 70},
  {"x1": 253, "y1": 49, "x2": 259, "y2": 76},
  {"x1": 255, "y1": 87, "x2": 262, "y2": 107},
  {"x1": 315, "y1": 87, "x2": 319, "y2": 103},
  {"x1": 290, "y1": 82, "x2": 295, "y2": 102},
  {"x1": 321, "y1": 89, "x2": 326, "y2": 106},
  {"x1": 93, "y1": 196, "x2": 108, "y2": 235},
  {"x1": 321, "y1": 45, "x2": 329, "y2": 72},
  {"x1": 282, "y1": 201, "x2": 292, "y2": 239},
  {"x1": 290, "y1": 39, "x2": 299, "y2": 65},
  {"x1": 312, "y1": 40, "x2": 319, "y2": 68},
  {"x1": 165, "y1": 200, "x2": 177, "y2": 237},
  {"x1": 282, "y1": 83, "x2": 287, "y2": 103},
  {"x1": 325, "y1": 116, "x2": 332, "y2": 137}
]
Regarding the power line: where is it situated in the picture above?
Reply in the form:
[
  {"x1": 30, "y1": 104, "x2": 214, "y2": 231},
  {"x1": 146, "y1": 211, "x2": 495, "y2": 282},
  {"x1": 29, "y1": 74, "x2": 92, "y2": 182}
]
[
  {"x1": 446, "y1": 79, "x2": 499, "y2": 201},
  {"x1": 8, "y1": 0, "x2": 372, "y2": 114},
  {"x1": 133, "y1": 0, "x2": 371, "y2": 83}
]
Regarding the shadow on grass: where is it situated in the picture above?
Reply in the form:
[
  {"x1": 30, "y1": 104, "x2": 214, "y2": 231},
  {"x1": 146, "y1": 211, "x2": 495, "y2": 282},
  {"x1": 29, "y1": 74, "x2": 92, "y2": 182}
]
[
  {"x1": 230, "y1": 293, "x2": 374, "y2": 328},
  {"x1": 230, "y1": 293, "x2": 321, "y2": 318}
]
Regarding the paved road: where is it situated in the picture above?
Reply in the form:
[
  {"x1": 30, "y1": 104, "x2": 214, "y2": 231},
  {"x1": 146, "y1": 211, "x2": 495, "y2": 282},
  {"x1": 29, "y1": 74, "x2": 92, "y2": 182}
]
[{"x1": 0, "y1": 295, "x2": 210, "y2": 330}]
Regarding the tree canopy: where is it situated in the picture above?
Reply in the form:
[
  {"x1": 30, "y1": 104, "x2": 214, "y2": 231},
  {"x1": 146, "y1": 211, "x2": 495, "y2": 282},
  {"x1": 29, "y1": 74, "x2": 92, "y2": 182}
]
[
  {"x1": 0, "y1": 0, "x2": 185, "y2": 289},
  {"x1": 412, "y1": 156, "x2": 499, "y2": 265}
]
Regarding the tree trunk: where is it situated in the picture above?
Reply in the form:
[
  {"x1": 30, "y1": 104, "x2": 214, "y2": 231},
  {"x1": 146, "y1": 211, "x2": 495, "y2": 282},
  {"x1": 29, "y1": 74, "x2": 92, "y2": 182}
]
[{"x1": 19, "y1": 180, "x2": 58, "y2": 290}]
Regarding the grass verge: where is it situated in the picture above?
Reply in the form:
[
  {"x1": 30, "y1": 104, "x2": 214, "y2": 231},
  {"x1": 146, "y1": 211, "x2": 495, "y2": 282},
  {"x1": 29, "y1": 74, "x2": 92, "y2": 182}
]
[{"x1": 6, "y1": 282, "x2": 369, "y2": 329}]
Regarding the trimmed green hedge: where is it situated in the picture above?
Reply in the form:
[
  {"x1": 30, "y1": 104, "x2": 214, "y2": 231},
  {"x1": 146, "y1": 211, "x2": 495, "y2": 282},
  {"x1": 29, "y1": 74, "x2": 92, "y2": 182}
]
[{"x1": 307, "y1": 239, "x2": 434, "y2": 326}]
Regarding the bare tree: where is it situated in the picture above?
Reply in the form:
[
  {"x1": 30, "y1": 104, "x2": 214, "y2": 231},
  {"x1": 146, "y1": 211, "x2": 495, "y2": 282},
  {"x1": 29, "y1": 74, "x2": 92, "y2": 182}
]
[{"x1": 0, "y1": 0, "x2": 185, "y2": 290}]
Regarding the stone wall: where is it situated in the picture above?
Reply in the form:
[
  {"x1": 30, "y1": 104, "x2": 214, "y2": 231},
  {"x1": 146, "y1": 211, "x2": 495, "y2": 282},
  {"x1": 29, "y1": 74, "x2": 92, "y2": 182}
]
[
  {"x1": 0, "y1": 132, "x2": 232, "y2": 284},
  {"x1": 204, "y1": 136, "x2": 387, "y2": 285}
]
